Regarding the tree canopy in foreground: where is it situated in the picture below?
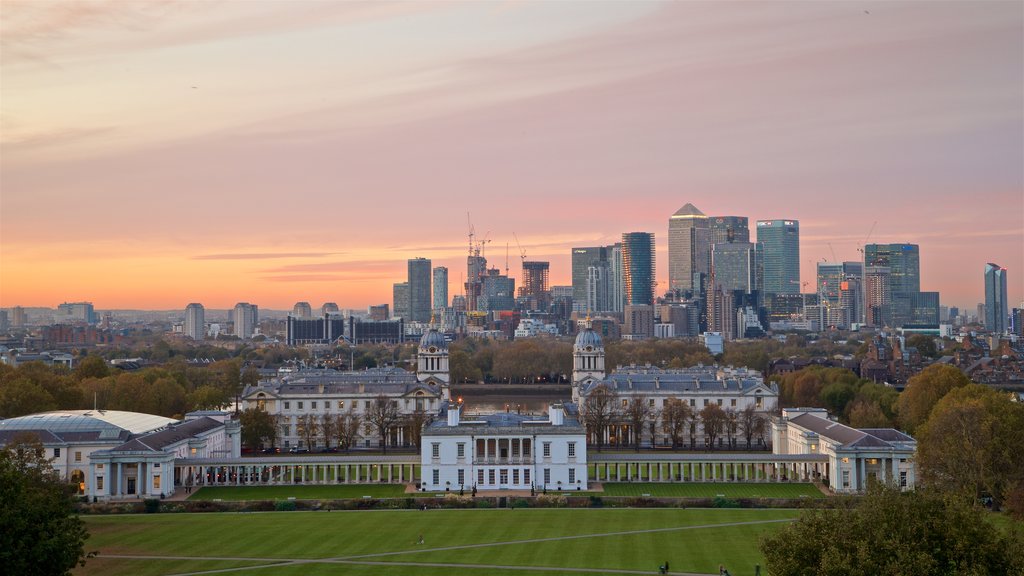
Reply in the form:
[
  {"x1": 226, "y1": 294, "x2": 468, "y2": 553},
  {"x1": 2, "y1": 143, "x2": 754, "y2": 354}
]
[
  {"x1": 760, "y1": 483, "x2": 1024, "y2": 576},
  {"x1": 0, "y1": 436, "x2": 89, "y2": 575}
]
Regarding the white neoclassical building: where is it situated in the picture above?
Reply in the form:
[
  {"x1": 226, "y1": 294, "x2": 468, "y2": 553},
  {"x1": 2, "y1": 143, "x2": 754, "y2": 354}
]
[
  {"x1": 572, "y1": 327, "x2": 779, "y2": 448},
  {"x1": 0, "y1": 409, "x2": 240, "y2": 500},
  {"x1": 241, "y1": 329, "x2": 450, "y2": 450},
  {"x1": 420, "y1": 402, "x2": 587, "y2": 492},
  {"x1": 772, "y1": 407, "x2": 917, "y2": 493}
]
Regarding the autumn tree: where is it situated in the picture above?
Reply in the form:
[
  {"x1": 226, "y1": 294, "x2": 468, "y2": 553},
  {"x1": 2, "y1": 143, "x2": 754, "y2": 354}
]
[
  {"x1": 916, "y1": 384, "x2": 1024, "y2": 509},
  {"x1": 581, "y1": 386, "x2": 619, "y2": 451},
  {"x1": 239, "y1": 407, "x2": 278, "y2": 450},
  {"x1": 699, "y1": 404, "x2": 727, "y2": 450},
  {"x1": 364, "y1": 394, "x2": 400, "y2": 453},
  {"x1": 760, "y1": 483, "x2": 1024, "y2": 576},
  {"x1": 661, "y1": 398, "x2": 691, "y2": 449},
  {"x1": 846, "y1": 398, "x2": 892, "y2": 428},
  {"x1": 1, "y1": 436, "x2": 90, "y2": 575},
  {"x1": 897, "y1": 364, "x2": 971, "y2": 434}
]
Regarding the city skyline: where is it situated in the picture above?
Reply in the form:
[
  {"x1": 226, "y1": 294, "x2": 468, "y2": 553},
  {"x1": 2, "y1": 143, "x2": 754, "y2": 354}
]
[{"x1": 2, "y1": 1, "x2": 1021, "y2": 311}]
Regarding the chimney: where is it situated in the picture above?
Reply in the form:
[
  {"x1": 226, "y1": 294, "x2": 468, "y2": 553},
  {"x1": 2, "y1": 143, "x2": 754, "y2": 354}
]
[
  {"x1": 549, "y1": 403, "x2": 564, "y2": 426},
  {"x1": 447, "y1": 402, "x2": 460, "y2": 426}
]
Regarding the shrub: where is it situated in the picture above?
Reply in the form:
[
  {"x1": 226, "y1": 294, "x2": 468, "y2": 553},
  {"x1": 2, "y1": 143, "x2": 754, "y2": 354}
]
[
  {"x1": 143, "y1": 498, "x2": 160, "y2": 513},
  {"x1": 712, "y1": 496, "x2": 740, "y2": 508},
  {"x1": 475, "y1": 498, "x2": 494, "y2": 508},
  {"x1": 274, "y1": 500, "x2": 297, "y2": 512}
]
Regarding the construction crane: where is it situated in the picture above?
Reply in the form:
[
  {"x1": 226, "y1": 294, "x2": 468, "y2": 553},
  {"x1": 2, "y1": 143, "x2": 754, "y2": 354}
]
[
  {"x1": 466, "y1": 212, "x2": 475, "y2": 258},
  {"x1": 513, "y1": 232, "x2": 527, "y2": 264},
  {"x1": 856, "y1": 221, "x2": 877, "y2": 260},
  {"x1": 827, "y1": 243, "x2": 837, "y2": 263},
  {"x1": 505, "y1": 242, "x2": 510, "y2": 276}
]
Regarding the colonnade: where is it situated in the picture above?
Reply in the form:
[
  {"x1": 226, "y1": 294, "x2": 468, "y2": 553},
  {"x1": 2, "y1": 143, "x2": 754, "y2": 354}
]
[
  {"x1": 589, "y1": 457, "x2": 826, "y2": 483},
  {"x1": 177, "y1": 461, "x2": 419, "y2": 487}
]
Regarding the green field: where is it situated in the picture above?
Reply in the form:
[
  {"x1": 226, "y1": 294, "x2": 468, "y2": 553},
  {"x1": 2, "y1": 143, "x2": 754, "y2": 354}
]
[
  {"x1": 599, "y1": 482, "x2": 824, "y2": 499},
  {"x1": 189, "y1": 484, "x2": 411, "y2": 500},
  {"x1": 77, "y1": 508, "x2": 799, "y2": 575}
]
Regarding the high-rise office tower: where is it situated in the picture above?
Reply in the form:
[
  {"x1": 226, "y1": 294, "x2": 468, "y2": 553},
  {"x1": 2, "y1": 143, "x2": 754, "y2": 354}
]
[
  {"x1": 756, "y1": 220, "x2": 800, "y2": 296},
  {"x1": 984, "y1": 263, "x2": 1008, "y2": 334},
  {"x1": 586, "y1": 265, "x2": 610, "y2": 315},
  {"x1": 408, "y1": 257, "x2": 432, "y2": 323},
  {"x1": 864, "y1": 266, "x2": 891, "y2": 327},
  {"x1": 184, "y1": 303, "x2": 205, "y2": 341},
  {"x1": 709, "y1": 216, "x2": 750, "y2": 246},
  {"x1": 864, "y1": 243, "x2": 920, "y2": 327},
  {"x1": 609, "y1": 243, "x2": 625, "y2": 313},
  {"x1": 432, "y1": 267, "x2": 448, "y2": 311},
  {"x1": 321, "y1": 302, "x2": 340, "y2": 316},
  {"x1": 479, "y1": 268, "x2": 515, "y2": 312},
  {"x1": 465, "y1": 254, "x2": 487, "y2": 312},
  {"x1": 368, "y1": 304, "x2": 390, "y2": 321},
  {"x1": 710, "y1": 242, "x2": 763, "y2": 295},
  {"x1": 232, "y1": 302, "x2": 258, "y2": 339},
  {"x1": 393, "y1": 282, "x2": 410, "y2": 320},
  {"x1": 668, "y1": 204, "x2": 711, "y2": 294},
  {"x1": 572, "y1": 246, "x2": 607, "y2": 308},
  {"x1": 816, "y1": 262, "x2": 862, "y2": 328},
  {"x1": 622, "y1": 232, "x2": 656, "y2": 306},
  {"x1": 292, "y1": 302, "x2": 312, "y2": 318},
  {"x1": 864, "y1": 244, "x2": 920, "y2": 294}
]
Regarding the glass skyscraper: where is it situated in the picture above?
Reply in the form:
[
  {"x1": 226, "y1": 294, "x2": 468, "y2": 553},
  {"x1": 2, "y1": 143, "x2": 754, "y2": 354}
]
[
  {"x1": 756, "y1": 219, "x2": 800, "y2": 296},
  {"x1": 985, "y1": 263, "x2": 1008, "y2": 333},
  {"x1": 710, "y1": 242, "x2": 762, "y2": 295},
  {"x1": 622, "y1": 232, "x2": 656, "y2": 306},
  {"x1": 864, "y1": 244, "x2": 920, "y2": 327},
  {"x1": 709, "y1": 216, "x2": 750, "y2": 246},
  {"x1": 668, "y1": 203, "x2": 710, "y2": 294},
  {"x1": 432, "y1": 266, "x2": 448, "y2": 311},
  {"x1": 408, "y1": 257, "x2": 432, "y2": 323}
]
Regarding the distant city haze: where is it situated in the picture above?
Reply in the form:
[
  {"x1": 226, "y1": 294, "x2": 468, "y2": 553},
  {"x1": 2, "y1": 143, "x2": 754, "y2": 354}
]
[{"x1": 1, "y1": 1, "x2": 1021, "y2": 310}]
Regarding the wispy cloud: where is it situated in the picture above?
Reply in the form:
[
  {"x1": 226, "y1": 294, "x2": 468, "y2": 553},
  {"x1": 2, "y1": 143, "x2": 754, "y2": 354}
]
[{"x1": 192, "y1": 252, "x2": 340, "y2": 261}]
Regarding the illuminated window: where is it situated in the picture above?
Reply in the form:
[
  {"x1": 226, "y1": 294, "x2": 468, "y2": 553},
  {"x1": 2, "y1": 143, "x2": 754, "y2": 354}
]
[
  {"x1": 153, "y1": 476, "x2": 161, "y2": 490},
  {"x1": 841, "y1": 457, "x2": 849, "y2": 463},
  {"x1": 75, "y1": 452, "x2": 82, "y2": 462},
  {"x1": 338, "y1": 401, "x2": 344, "y2": 409}
]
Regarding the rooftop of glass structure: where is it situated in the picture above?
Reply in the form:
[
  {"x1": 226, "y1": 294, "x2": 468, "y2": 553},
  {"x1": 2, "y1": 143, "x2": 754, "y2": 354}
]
[{"x1": 0, "y1": 410, "x2": 176, "y2": 438}]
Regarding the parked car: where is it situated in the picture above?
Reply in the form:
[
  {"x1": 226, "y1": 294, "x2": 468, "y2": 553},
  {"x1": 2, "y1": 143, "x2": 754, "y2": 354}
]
[
  {"x1": 262, "y1": 447, "x2": 280, "y2": 454},
  {"x1": 289, "y1": 447, "x2": 310, "y2": 454}
]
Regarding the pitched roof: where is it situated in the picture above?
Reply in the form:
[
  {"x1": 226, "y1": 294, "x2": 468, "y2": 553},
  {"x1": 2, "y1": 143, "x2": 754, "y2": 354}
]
[
  {"x1": 788, "y1": 413, "x2": 916, "y2": 450},
  {"x1": 671, "y1": 203, "x2": 706, "y2": 218},
  {"x1": 108, "y1": 417, "x2": 224, "y2": 453}
]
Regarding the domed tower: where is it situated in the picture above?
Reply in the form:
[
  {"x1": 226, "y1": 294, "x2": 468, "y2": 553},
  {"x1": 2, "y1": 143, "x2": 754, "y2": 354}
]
[
  {"x1": 573, "y1": 327, "x2": 605, "y2": 401},
  {"x1": 417, "y1": 329, "x2": 450, "y2": 398}
]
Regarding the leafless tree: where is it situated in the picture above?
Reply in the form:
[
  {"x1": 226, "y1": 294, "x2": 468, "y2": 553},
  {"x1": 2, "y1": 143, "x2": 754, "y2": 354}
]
[
  {"x1": 739, "y1": 405, "x2": 758, "y2": 449},
  {"x1": 319, "y1": 413, "x2": 336, "y2": 449},
  {"x1": 581, "y1": 386, "x2": 619, "y2": 452},
  {"x1": 297, "y1": 413, "x2": 320, "y2": 449},
  {"x1": 699, "y1": 404, "x2": 727, "y2": 450},
  {"x1": 661, "y1": 398, "x2": 692, "y2": 449},
  {"x1": 724, "y1": 407, "x2": 739, "y2": 449},
  {"x1": 406, "y1": 408, "x2": 431, "y2": 448},
  {"x1": 364, "y1": 394, "x2": 401, "y2": 453},
  {"x1": 624, "y1": 395, "x2": 652, "y2": 452},
  {"x1": 334, "y1": 408, "x2": 363, "y2": 451}
]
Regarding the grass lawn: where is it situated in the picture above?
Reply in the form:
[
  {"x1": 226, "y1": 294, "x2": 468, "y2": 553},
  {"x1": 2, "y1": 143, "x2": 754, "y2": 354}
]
[
  {"x1": 599, "y1": 482, "x2": 824, "y2": 499},
  {"x1": 189, "y1": 484, "x2": 410, "y2": 500},
  {"x1": 78, "y1": 508, "x2": 798, "y2": 575}
]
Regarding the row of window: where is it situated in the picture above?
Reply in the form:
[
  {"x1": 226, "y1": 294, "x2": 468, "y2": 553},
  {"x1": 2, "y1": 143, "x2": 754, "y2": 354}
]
[
  {"x1": 51, "y1": 448, "x2": 84, "y2": 462},
  {"x1": 431, "y1": 441, "x2": 575, "y2": 459},
  {"x1": 615, "y1": 397, "x2": 766, "y2": 409},
  {"x1": 280, "y1": 399, "x2": 422, "y2": 411}
]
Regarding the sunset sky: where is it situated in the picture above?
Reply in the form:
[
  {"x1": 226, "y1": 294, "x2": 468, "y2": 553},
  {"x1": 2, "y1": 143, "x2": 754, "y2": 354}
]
[{"x1": 2, "y1": 1, "x2": 1021, "y2": 311}]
